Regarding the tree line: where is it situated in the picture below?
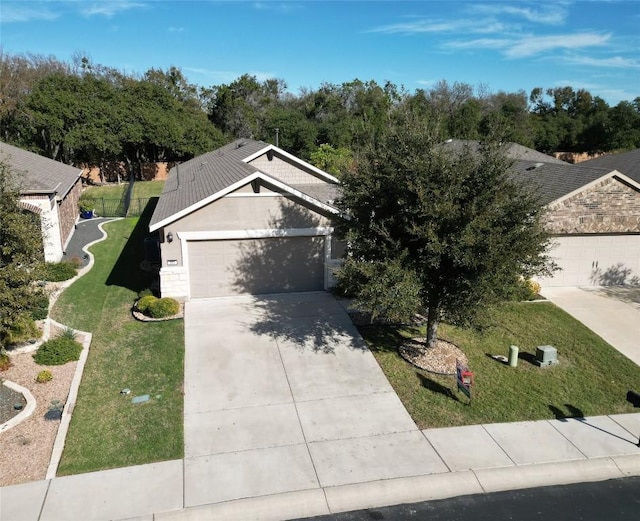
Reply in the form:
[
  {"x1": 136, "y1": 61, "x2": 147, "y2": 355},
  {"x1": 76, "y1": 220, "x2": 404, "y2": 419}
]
[{"x1": 1, "y1": 51, "x2": 639, "y2": 178}]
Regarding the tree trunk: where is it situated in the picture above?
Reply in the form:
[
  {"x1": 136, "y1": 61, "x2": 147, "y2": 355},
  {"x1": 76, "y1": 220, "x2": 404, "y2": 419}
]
[{"x1": 426, "y1": 305, "x2": 439, "y2": 348}]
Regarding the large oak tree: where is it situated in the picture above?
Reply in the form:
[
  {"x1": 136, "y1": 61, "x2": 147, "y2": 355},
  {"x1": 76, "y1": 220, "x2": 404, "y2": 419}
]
[{"x1": 334, "y1": 107, "x2": 555, "y2": 347}]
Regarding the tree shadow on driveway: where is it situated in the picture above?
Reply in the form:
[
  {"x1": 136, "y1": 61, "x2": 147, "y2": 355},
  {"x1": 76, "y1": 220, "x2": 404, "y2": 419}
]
[{"x1": 246, "y1": 292, "x2": 366, "y2": 354}]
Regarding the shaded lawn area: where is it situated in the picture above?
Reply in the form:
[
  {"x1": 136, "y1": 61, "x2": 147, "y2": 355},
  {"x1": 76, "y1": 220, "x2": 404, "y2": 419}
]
[
  {"x1": 51, "y1": 214, "x2": 183, "y2": 475},
  {"x1": 363, "y1": 302, "x2": 640, "y2": 429}
]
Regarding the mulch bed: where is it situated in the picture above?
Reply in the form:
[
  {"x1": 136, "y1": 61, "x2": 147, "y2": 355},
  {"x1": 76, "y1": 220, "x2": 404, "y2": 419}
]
[{"x1": 399, "y1": 338, "x2": 468, "y2": 375}]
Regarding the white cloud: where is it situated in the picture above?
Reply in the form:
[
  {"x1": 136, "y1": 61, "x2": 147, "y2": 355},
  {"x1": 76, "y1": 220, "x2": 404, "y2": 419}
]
[
  {"x1": 79, "y1": 1, "x2": 145, "y2": 18},
  {"x1": 445, "y1": 32, "x2": 610, "y2": 58},
  {"x1": 368, "y1": 18, "x2": 506, "y2": 35},
  {"x1": 471, "y1": 3, "x2": 568, "y2": 25},
  {"x1": 564, "y1": 55, "x2": 640, "y2": 70},
  {"x1": 1, "y1": 3, "x2": 59, "y2": 23},
  {"x1": 507, "y1": 32, "x2": 611, "y2": 58}
]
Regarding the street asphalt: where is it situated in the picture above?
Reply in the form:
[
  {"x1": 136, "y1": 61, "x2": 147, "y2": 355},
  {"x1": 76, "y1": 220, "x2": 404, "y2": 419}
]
[{"x1": 1, "y1": 291, "x2": 639, "y2": 520}]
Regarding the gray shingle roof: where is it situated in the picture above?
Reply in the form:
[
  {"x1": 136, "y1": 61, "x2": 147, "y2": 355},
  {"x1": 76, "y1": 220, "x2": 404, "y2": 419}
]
[
  {"x1": 579, "y1": 149, "x2": 640, "y2": 184},
  {"x1": 439, "y1": 139, "x2": 566, "y2": 164},
  {"x1": 510, "y1": 161, "x2": 615, "y2": 205},
  {"x1": 149, "y1": 139, "x2": 340, "y2": 229},
  {"x1": 0, "y1": 141, "x2": 81, "y2": 197}
]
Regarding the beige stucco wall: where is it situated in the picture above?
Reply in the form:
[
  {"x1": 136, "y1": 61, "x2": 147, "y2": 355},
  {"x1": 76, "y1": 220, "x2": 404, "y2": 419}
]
[
  {"x1": 249, "y1": 152, "x2": 326, "y2": 185},
  {"x1": 546, "y1": 176, "x2": 640, "y2": 234},
  {"x1": 159, "y1": 193, "x2": 333, "y2": 268}
]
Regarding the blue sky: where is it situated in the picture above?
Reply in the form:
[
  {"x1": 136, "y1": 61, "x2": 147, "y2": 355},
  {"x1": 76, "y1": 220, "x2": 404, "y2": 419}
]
[{"x1": 2, "y1": 1, "x2": 639, "y2": 105}]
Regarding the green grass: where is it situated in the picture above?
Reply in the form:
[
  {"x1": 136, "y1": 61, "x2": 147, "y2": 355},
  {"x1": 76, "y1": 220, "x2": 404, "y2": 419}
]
[
  {"x1": 132, "y1": 180, "x2": 165, "y2": 199},
  {"x1": 363, "y1": 302, "x2": 640, "y2": 429},
  {"x1": 51, "y1": 216, "x2": 184, "y2": 475},
  {"x1": 81, "y1": 183, "x2": 128, "y2": 200}
]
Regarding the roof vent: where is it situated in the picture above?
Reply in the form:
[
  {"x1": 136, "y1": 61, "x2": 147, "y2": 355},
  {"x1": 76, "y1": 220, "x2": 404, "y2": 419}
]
[
  {"x1": 236, "y1": 141, "x2": 246, "y2": 149},
  {"x1": 526, "y1": 162, "x2": 544, "y2": 171}
]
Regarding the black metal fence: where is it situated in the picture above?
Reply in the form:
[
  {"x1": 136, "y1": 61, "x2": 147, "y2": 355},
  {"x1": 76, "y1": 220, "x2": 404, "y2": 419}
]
[{"x1": 81, "y1": 198, "x2": 153, "y2": 217}]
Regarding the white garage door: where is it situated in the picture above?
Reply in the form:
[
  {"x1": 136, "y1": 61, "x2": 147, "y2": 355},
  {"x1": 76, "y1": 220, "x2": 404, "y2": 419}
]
[
  {"x1": 538, "y1": 235, "x2": 640, "y2": 287},
  {"x1": 188, "y1": 236, "x2": 325, "y2": 298}
]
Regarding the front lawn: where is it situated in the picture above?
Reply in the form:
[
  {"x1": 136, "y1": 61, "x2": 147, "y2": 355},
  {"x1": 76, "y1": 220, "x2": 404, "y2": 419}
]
[
  {"x1": 51, "y1": 217, "x2": 184, "y2": 475},
  {"x1": 363, "y1": 302, "x2": 640, "y2": 428}
]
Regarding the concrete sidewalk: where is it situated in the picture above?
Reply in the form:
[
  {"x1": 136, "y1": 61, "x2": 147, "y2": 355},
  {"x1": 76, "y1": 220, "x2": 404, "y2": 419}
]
[{"x1": 2, "y1": 413, "x2": 638, "y2": 521}]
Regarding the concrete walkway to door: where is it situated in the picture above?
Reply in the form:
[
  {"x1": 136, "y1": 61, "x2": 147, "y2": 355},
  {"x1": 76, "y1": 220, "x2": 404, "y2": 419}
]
[{"x1": 182, "y1": 292, "x2": 444, "y2": 509}]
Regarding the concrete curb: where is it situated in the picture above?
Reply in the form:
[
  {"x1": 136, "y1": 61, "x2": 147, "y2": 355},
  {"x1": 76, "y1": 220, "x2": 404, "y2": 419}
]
[
  {"x1": 0, "y1": 380, "x2": 36, "y2": 433},
  {"x1": 46, "y1": 322, "x2": 92, "y2": 479},
  {"x1": 147, "y1": 454, "x2": 640, "y2": 521}
]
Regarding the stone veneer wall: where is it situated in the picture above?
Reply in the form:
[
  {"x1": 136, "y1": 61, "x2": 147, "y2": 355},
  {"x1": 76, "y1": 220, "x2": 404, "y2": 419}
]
[
  {"x1": 547, "y1": 176, "x2": 640, "y2": 234},
  {"x1": 159, "y1": 267, "x2": 188, "y2": 299}
]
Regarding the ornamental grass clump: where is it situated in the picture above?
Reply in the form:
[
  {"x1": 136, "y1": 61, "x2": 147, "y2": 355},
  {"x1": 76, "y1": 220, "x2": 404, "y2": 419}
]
[
  {"x1": 36, "y1": 369, "x2": 53, "y2": 383},
  {"x1": 34, "y1": 328, "x2": 82, "y2": 365}
]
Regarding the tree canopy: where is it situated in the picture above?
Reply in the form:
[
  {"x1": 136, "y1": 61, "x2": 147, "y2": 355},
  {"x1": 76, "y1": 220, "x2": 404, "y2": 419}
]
[
  {"x1": 334, "y1": 106, "x2": 555, "y2": 346},
  {"x1": 0, "y1": 158, "x2": 45, "y2": 346},
  {"x1": 0, "y1": 51, "x2": 638, "y2": 177}
]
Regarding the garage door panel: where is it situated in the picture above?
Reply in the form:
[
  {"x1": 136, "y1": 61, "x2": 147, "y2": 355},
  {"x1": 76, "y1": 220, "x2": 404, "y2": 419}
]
[
  {"x1": 539, "y1": 235, "x2": 640, "y2": 287},
  {"x1": 189, "y1": 236, "x2": 325, "y2": 298}
]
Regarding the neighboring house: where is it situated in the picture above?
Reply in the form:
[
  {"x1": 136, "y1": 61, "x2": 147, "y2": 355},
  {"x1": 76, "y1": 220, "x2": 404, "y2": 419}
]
[
  {"x1": 149, "y1": 139, "x2": 344, "y2": 299},
  {"x1": 513, "y1": 160, "x2": 640, "y2": 286},
  {"x1": 0, "y1": 141, "x2": 83, "y2": 263},
  {"x1": 443, "y1": 140, "x2": 640, "y2": 287}
]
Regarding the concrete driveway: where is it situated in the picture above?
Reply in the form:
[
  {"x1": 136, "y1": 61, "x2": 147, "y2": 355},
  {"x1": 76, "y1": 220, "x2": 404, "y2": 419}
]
[
  {"x1": 541, "y1": 286, "x2": 640, "y2": 366},
  {"x1": 183, "y1": 292, "x2": 447, "y2": 508}
]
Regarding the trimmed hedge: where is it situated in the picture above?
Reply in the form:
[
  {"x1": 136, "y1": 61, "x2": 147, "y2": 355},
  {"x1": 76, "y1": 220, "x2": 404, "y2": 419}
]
[
  {"x1": 148, "y1": 298, "x2": 180, "y2": 318},
  {"x1": 136, "y1": 295, "x2": 157, "y2": 313}
]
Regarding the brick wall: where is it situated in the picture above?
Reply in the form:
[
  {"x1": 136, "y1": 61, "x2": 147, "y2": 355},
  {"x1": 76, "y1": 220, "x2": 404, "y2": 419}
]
[
  {"x1": 58, "y1": 178, "x2": 82, "y2": 248},
  {"x1": 547, "y1": 176, "x2": 640, "y2": 233}
]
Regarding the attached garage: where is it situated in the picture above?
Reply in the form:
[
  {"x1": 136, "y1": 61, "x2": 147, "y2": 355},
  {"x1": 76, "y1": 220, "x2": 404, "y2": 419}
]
[
  {"x1": 538, "y1": 235, "x2": 640, "y2": 287},
  {"x1": 187, "y1": 236, "x2": 326, "y2": 298},
  {"x1": 149, "y1": 139, "x2": 342, "y2": 300}
]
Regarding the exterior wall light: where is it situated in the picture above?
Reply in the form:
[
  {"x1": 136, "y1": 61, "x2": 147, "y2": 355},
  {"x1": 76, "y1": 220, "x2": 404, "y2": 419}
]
[{"x1": 167, "y1": 231, "x2": 174, "y2": 243}]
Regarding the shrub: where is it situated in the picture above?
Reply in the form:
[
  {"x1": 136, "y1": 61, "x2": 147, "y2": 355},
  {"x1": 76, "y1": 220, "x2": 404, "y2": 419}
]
[
  {"x1": 30, "y1": 292, "x2": 50, "y2": 321},
  {"x1": 3, "y1": 314, "x2": 41, "y2": 345},
  {"x1": 36, "y1": 369, "x2": 53, "y2": 383},
  {"x1": 0, "y1": 350, "x2": 11, "y2": 371},
  {"x1": 138, "y1": 288, "x2": 154, "y2": 298},
  {"x1": 43, "y1": 261, "x2": 77, "y2": 282},
  {"x1": 148, "y1": 297, "x2": 180, "y2": 318},
  {"x1": 34, "y1": 329, "x2": 82, "y2": 365},
  {"x1": 136, "y1": 295, "x2": 158, "y2": 313}
]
